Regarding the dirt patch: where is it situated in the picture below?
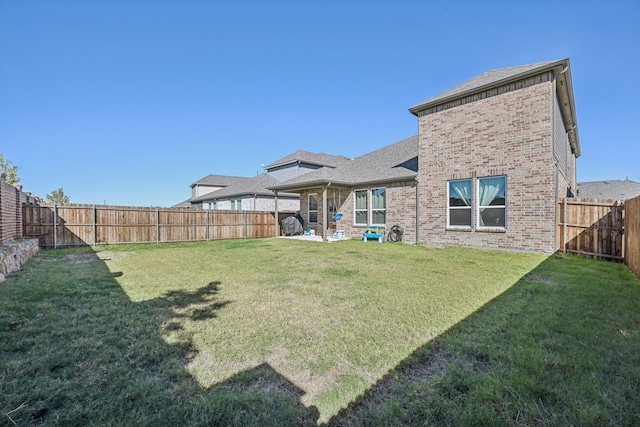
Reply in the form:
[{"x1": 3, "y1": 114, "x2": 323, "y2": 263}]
[
  {"x1": 523, "y1": 274, "x2": 556, "y2": 286},
  {"x1": 65, "y1": 253, "x2": 100, "y2": 264},
  {"x1": 400, "y1": 347, "x2": 451, "y2": 381}
]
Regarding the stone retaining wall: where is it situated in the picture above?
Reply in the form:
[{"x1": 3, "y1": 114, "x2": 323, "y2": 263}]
[{"x1": 0, "y1": 238, "x2": 39, "y2": 282}]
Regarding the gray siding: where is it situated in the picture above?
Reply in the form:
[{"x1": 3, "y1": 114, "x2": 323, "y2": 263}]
[
  {"x1": 193, "y1": 185, "x2": 224, "y2": 198},
  {"x1": 268, "y1": 163, "x2": 321, "y2": 182},
  {"x1": 553, "y1": 93, "x2": 575, "y2": 191}
]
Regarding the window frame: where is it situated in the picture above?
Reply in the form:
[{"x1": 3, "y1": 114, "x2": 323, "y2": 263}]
[
  {"x1": 308, "y1": 193, "x2": 318, "y2": 224},
  {"x1": 354, "y1": 187, "x2": 386, "y2": 226},
  {"x1": 477, "y1": 176, "x2": 507, "y2": 229},
  {"x1": 370, "y1": 187, "x2": 386, "y2": 226},
  {"x1": 447, "y1": 179, "x2": 473, "y2": 228},
  {"x1": 354, "y1": 189, "x2": 368, "y2": 225}
]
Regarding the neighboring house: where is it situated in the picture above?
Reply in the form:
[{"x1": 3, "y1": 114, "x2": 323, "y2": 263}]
[
  {"x1": 270, "y1": 58, "x2": 581, "y2": 253},
  {"x1": 189, "y1": 173, "x2": 300, "y2": 211},
  {"x1": 190, "y1": 174, "x2": 253, "y2": 199},
  {"x1": 263, "y1": 150, "x2": 350, "y2": 182},
  {"x1": 577, "y1": 179, "x2": 640, "y2": 201},
  {"x1": 182, "y1": 151, "x2": 349, "y2": 211}
]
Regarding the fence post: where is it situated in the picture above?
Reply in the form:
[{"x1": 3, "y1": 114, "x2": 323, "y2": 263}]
[
  {"x1": 156, "y1": 208, "x2": 160, "y2": 244},
  {"x1": 206, "y1": 209, "x2": 210, "y2": 241},
  {"x1": 53, "y1": 204, "x2": 58, "y2": 249},
  {"x1": 563, "y1": 198, "x2": 567, "y2": 253},
  {"x1": 244, "y1": 211, "x2": 247, "y2": 239},
  {"x1": 93, "y1": 205, "x2": 97, "y2": 246}
]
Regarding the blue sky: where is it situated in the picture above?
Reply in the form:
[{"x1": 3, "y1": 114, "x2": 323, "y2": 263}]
[{"x1": 1, "y1": 1, "x2": 638, "y2": 207}]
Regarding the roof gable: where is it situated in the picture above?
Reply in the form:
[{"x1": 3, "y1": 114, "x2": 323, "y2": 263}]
[
  {"x1": 409, "y1": 58, "x2": 580, "y2": 157},
  {"x1": 264, "y1": 150, "x2": 350, "y2": 170},
  {"x1": 409, "y1": 59, "x2": 566, "y2": 113}
]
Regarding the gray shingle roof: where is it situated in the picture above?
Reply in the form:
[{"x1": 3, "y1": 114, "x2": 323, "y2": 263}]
[
  {"x1": 172, "y1": 199, "x2": 193, "y2": 208},
  {"x1": 190, "y1": 174, "x2": 252, "y2": 188},
  {"x1": 577, "y1": 180, "x2": 640, "y2": 201},
  {"x1": 191, "y1": 173, "x2": 298, "y2": 201},
  {"x1": 268, "y1": 135, "x2": 418, "y2": 191},
  {"x1": 264, "y1": 150, "x2": 350, "y2": 170},
  {"x1": 409, "y1": 59, "x2": 567, "y2": 114}
]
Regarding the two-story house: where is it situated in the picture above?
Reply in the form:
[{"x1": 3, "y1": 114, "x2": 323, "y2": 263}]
[{"x1": 269, "y1": 59, "x2": 580, "y2": 253}]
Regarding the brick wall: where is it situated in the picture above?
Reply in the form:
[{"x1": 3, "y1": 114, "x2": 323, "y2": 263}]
[
  {"x1": 298, "y1": 183, "x2": 417, "y2": 242},
  {"x1": 0, "y1": 177, "x2": 23, "y2": 244},
  {"x1": 417, "y1": 74, "x2": 562, "y2": 253}
]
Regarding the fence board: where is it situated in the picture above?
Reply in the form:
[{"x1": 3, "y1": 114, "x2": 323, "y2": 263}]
[
  {"x1": 558, "y1": 198, "x2": 625, "y2": 260},
  {"x1": 22, "y1": 205, "x2": 293, "y2": 248},
  {"x1": 625, "y1": 195, "x2": 640, "y2": 279}
]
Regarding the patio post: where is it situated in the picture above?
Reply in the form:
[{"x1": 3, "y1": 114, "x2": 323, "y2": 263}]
[
  {"x1": 274, "y1": 191, "x2": 279, "y2": 237},
  {"x1": 322, "y1": 184, "x2": 328, "y2": 241}
]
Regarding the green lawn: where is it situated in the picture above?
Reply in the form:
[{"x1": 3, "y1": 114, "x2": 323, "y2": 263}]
[{"x1": 1, "y1": 238, "x2": 639, "y2": 426}]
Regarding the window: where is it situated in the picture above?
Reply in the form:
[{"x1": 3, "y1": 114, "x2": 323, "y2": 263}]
[
  {"x1": 354, "y1": 187, "x2": 386, "y2": 226},
  {"x1": 354, "y1": 190, "x2": 368, "y2": 225},
  {"x1": 308, "y1": 194, "x2": 318, "y2": 223},
  {"x1": 478, "y1": 176, "x2": 506, "y2": 228},
  {"x1": 448, "y1": 179, "x2": 472, "y2": 227},
  {"x1": 447, "y1": 176, "x2": 507, "y2": 230},
  {"x1": 371, "y1": 187, "x2": 386, "y2": 225},
  {"x1": 230, "y1": 199, "x2": 242, "y2": 211},
  {"x1": 208, "y1": 201, "x2": 217, "y2": 210}
]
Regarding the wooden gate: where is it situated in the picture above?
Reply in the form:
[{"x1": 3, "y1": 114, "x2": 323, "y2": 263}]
[{"x1": 558, "y1": 198, "x2": 625, "y2": 261}]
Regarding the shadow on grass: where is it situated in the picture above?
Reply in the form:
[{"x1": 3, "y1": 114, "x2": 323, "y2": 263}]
[
  {"x1": 3, "y1": 249, "x2": 639, "y2": 426},
  {"x1": 326, "y1": 254, "x2": 640, "y2": 426},
  {"x1": 0, "y1": 248, "x2": 319, "y2": 426}
]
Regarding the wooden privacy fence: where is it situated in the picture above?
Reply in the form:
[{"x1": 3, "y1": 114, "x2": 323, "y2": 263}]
[
  {"x1": 625, "y1": 195, "x2": 640, "y2": 279},
  {"x1": 23, "y1": 205, "x2": 294, "y2": 248},
  {"x1": 558, "y1": 198, "x2": 625, "y2": 261}
]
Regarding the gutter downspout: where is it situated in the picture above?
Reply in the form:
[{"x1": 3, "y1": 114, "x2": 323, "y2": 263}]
[{"x1": 415, "y1": 177, "x2": 420, "y2": 245}]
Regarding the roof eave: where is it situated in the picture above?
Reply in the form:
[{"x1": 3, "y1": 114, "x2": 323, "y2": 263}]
[
  {"x1": 408, "y1": 59, "x2": 569, "y2": 116},
  {"x1": 268, "y1": 179, "x2": 352, "y2": 193},
  {"x1": 268, "y1": 173, "x2": 417, "y2": 193},
  {"x1": 353, "y1": 174, "x2": 418, "y2": 188},
  {"x1": 555, "y1": 63, "x2": 581, "y2": 157}
]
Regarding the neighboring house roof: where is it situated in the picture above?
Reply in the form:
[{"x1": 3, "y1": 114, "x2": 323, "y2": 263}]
[
  {"x1": 409, "y1": 58, "x2": 580, "y2": 157},
  {"x1": 577, "y1": 179, "x2": 640, "y2": 201},
  {"x1": 190, "y1": 174, "x2": 251, "y2": 188},
  {"x1": 172, "y1": 199, "x2": 192, "y2": 208},
  {"x1": 264, "y1": 150, "x2": 350, "y2": 170},
  {"x1": 191, "y1": 173, "x2": 299, "y2": 202},
  {"x1": 269, "y1": 135, "x2": 418, "y2": 192}
]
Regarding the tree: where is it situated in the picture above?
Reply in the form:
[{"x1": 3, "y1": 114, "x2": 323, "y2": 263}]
[
  {"x1": 0, "y1": 153, "x2": 20, "y2": 184},
  {"x1": 46, "y1": 188, "x2": 70, "y2": 205}
]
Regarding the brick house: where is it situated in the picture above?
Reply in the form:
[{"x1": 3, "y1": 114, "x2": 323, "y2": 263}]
[{"x1": 270, "y1": 59, "x2": 580, "y2": 252}]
